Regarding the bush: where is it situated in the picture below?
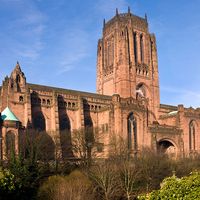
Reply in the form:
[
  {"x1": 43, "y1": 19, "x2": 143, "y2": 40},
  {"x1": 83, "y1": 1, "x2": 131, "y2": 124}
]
[
  {"x1": 0, "y1": 155, "x2": 39, "y2": 200},
  {"x1": 0, "y1": 168, "x2": 15, "y2": 193},
  {"x1": 38, "y1": 170, "x2": 93, "y2": 200},
  {"x1": 135, "y1": 149, "x2": 174, "y2": 193},
  {"x1": 7, "y1": 154, "x2": 40, "y2": 200},
  {"x1": 138, "y1": 172, "x2": 200, "y2": 200}
]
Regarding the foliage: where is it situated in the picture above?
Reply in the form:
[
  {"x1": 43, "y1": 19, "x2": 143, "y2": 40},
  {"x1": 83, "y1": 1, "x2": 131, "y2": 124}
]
[
  {"x1": 38, "y1": 175, "x2": 66, "y2": 200},
  {"x1": 38, "y1": 170, "x2": 93, "y2": 200},
  {"x1": 0, "y1": 161, "x2": 39, "y2": 200},
  {"x1": 0, "y1": 168, "x2": 15, "y2": 193},
  {"x1": 138, "y1": 172, "x2": 200, "y2": 200},
  {"x1": 2, "y1": 130, "x2": 200, "y2": 200},
  {"x1": 0, "y1": 140, "x2": 40, "y2": 200},
  {"x1": 6, "y1": 152, "x2": 40, "y2": 200}
]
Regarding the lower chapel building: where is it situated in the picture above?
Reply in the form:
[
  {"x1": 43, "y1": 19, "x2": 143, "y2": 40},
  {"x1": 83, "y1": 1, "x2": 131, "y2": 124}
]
[{"x1": 0, "y1": 9, "x2": 199, "y2": 160}]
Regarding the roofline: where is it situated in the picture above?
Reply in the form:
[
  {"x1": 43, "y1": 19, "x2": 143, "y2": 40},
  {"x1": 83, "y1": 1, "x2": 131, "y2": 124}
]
[
  {"x1": 160, "y1": 104, "x2": 178, "y2": 110},
  {"x1": 27, "y1": 83, "x2": 112, "y2": 100},
  {"x1": 104, "y1": 12, "x2": 148, "y2": 30}
]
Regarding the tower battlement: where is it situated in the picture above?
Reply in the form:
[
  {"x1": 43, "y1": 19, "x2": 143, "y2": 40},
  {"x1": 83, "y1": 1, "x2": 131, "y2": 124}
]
[{"x1": 103, "y1": 11, "x2": 148, "y2": 33}]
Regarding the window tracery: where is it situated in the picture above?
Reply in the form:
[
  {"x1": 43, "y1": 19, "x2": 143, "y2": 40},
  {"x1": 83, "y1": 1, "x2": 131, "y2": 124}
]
[
  {"x1": 189, "y1": 121, "x2": 195, "y2": 151},
  {"x1": 127, "y1": 113, "x2": 137, "y2": 151}
]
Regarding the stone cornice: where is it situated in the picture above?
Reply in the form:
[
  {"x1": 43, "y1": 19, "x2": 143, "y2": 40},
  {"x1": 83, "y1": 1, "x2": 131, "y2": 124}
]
[
  {"x1": 160, "y1": 104, "x2": 177, "y2": 111},
  {"x1": 27, "y1": 83, "x2": 112, "y2": 101},
  {"x1": 149, "y1": 124, "x2": 182, "y2": 134},
  {"x1": 184, "y1": 112, "x2": 200, "y2": 119}
]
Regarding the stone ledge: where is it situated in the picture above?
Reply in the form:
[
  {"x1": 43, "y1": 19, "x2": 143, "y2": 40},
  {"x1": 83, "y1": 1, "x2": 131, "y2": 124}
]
[{"x1": 149, "y1": 124, "x2": 182, "y2": 134}]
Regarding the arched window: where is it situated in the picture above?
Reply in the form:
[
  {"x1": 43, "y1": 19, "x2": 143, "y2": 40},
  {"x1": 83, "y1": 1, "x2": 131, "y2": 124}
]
[
  {"x1": 16, "y1": 74, "x2": 21, "y2": 92},
  {"x1": 150, "y1": 41, "x2": 153, "y2": 61},
  {"x1": 126, "y1": 28, "x2": 130, "y2": 64},
  {"x1": 19, "y1": 96, "x2": 24, "y2": 102},
  {"x1": 127, "y1": 113, "x2": 137, "y2": 151},
  {"x1": 189, "y1": 121, "x2": 195, "y2": 151},
  {"x1": 16, "y1": 74, "x2": 21, "y2": 83},
  {"x1": 6, "y1": 131, "x2": 15, "y2": 158},
  {"x1": 38, "y1": 98, "x2": 41, "y2": 104},
  {"x1": 47, "y1": 99, "x2": 50, "y2": 105},
  {"x1": 107, "y1": 37, "x2": 114, "y2": 67},
  {"x1": 10, "y1": 79, "x2": 14, "y2": 88},
  {"x1": 140, "y1": 34, "x2": 144, "y2": 63},
  {"x1": 133, "y1": 32, "x2": 137, "y2": 64}
]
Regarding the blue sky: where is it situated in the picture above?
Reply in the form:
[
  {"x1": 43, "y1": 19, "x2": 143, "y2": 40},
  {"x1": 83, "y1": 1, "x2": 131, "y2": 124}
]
[{"x1": 1, "y1": 0, "x2": 200, "y2": 107}]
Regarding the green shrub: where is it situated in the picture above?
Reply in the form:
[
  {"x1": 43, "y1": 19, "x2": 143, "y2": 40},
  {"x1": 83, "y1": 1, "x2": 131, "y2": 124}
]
[
  {"x1": 0, "y1": 168, "x2": 15, "y2": 192},
  {"x1": 138, "y1": 172, "x2": 200, "y2": 200}
]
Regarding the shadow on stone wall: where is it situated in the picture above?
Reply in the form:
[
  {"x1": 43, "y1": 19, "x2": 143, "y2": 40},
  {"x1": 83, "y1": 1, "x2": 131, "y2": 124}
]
[
  {"x1": 31, "y1": 91, "x2": 46, "y2": 131},
  {"x1": 83, "y1": 99, "x2": 94, "y2": 159},
  {"x1": 19, "y1": 129, "x2": 55, "y2": 161},
  {"x1": 57, "y1": 95, "x2": 73, "y2": 159}
]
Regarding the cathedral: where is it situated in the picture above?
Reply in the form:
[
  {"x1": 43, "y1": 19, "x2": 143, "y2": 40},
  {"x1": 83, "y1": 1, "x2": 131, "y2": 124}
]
[{"x1": 0, "y1": 9, "x2": 199, "y2": 160}]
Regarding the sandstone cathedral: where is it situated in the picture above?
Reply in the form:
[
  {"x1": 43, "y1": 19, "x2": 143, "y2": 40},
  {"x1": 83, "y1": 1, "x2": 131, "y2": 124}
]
[{"x1": 0, "y1": 9, "x2": 198, "y2": 160}]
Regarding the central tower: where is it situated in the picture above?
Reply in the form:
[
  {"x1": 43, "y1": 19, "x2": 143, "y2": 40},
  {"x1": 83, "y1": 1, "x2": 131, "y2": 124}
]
[{"x1": 96, "y1": 8, "x2": 160, "y2": 119}]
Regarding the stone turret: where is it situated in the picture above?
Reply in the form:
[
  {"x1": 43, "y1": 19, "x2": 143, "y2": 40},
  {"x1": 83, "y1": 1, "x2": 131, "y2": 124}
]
[
  {"x1": 1, "y1": 107, "x2": 20, "y2": 160},
  {"x1": 10, "y1": 62, "x2": 26, "y2": 93},
  {"x1": 0, "y1": 62, "x2": 27, "y2": 126}
]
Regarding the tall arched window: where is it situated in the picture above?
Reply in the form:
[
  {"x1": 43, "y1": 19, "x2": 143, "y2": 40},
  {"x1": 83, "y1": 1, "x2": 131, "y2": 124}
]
[
  {"x1": 140, "y1": 34, "x2": 144, "y2": 63},
  {"x1": 16, "y1": 74, "x2": 21, "y2": 92},
  {"x1": 133, "y1": 32, "x2": 137, "y2": 64},
  {"x1": 107, "y1": 37, "x2": 114, "y2": 67},
  {"x1": 16, "y1": 74, "x2": 21, "y2": 83},
  {"x1": 126, "y1": 28, "x2": 130, "y2": 64},
  {"x1": 127, "y1": 113, "x2": 137, "y2": 151},
  {"x1": 6, "y1": 131, "x2": 15, "y2": 158},
  {"x1": 189, "y1": 121, "x2": 195, "y2": 151}
]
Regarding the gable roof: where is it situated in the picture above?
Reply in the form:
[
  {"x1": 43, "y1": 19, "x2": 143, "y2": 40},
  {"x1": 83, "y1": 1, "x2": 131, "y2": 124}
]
[{"x1": 1, "y1": 107, "x2": 19, "y2": 122}]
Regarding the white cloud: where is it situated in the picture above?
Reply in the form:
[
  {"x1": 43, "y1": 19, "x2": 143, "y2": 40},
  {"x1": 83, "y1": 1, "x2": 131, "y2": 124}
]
[
  {"x1": 0, "y1": 0, "x2": 46, "y2": 61},
  {"x1": 161, "y1": 86, "x2": 200, "y2": 108},
  {"x1": 56, "y1": 28, "x2": 91, "y2": 74}
]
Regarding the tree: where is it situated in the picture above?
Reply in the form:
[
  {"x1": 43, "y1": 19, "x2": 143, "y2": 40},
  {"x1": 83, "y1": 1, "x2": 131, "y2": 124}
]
[
  {"x1": 7, "y1": 151, "x2": 40, "y2": 200},
  {"x1": 108, "y1": 134, "x2": 129, "y2": 160},
  {"x1": 89, "y1": 162, "x2": 121, "y2": 200},
  {"x1": 137, "y1": 149, "x2": 174, "y2": 192},
  {"x1": 119, "y1": 161, "x2": 141, "y2": 200},
  {"x1": 72, "y1": 127, "x2": 102, "y2": 166}
]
